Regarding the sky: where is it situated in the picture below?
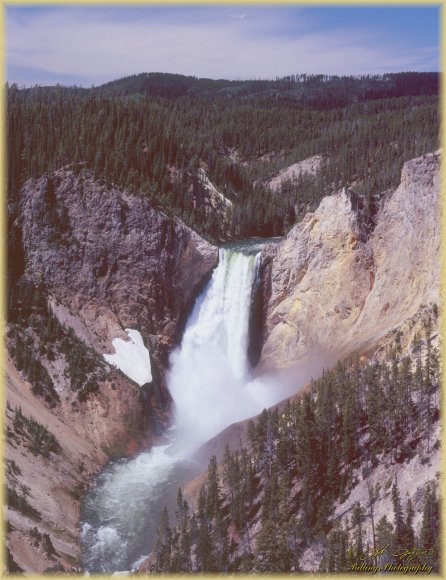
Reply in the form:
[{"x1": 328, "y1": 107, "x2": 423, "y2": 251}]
[{"x1": 6, "y1": 5, "x2": 440, "y2": 87}]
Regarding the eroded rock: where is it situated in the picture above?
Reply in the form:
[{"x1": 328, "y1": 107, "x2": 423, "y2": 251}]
[{"x1": 259, "y1": 151, "x2": 441, "y2": 372}]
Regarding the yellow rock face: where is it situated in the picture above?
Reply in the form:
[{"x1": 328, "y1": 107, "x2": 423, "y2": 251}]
[{"x1": 259, "y1": 151, "x2": 441, "y2": 374}]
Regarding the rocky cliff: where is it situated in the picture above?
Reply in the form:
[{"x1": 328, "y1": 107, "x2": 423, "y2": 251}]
[
  {"x1": 17, "y1": 168, "x2": 218, "y2": 373},
  {"x1": 259, "y1": 151, "x2": 440, "y2": 373}
]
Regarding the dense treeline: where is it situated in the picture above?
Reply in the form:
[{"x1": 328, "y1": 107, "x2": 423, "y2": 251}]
[
  {"x1": 7, "y1": 72, "x2": 439, "y2": 242},
  {"x1": 153, "y1": 309, "x2": 440, "y2": 573},
  {"x1": 94, "y1": 71, "x2": 439, "y2": 103}
]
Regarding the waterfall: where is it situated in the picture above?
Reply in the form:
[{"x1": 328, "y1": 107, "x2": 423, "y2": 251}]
[
  {"x1": 177, "y1": 248, "x2": 259, "y2": 380},
  {"x1": 82, "y1": 244, "x2": 294, "y2": 573},
  {"x1": 168, "y1": 248, "x2": 263, "y2": 451}
]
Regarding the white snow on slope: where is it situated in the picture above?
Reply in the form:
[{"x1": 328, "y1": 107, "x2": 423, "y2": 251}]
[{"x1": 104, "y1": 329, "x2": 152, "y2": 386}]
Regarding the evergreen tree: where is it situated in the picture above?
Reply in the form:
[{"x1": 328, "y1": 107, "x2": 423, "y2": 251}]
[
  {"x1": 418, "y1": 485, "x2": 440, "y2": 572},
  {"x1": 319, "y1": 526, "x2": 349, "y2": 573},
  {"x1": 196, "y1": 485, "x2": 214, "y2": 571},
  {"x1": 255, "y1": 519, "x2": 292, "y2": 573},
  {"x1": 154, "y1": 507, "x2": 172, "y2": 572},
  {"x1": 420, "y1": 485, "x2": 440, "y2": 552},
  {"x1": 404, "y1": 498, "x2": 415, "y2": 548},
  {"x1": 351, "y1": 502, "x2": 365, "y2": 556},
  {"x1": 205, "y1": 455, "x2": 221, "y2": 520},
  {"x1": 375, "y1": 515, "x2": 394, "y2": 567},
  {"x1": 391, "y1": 480, "x2": 405, "y2": 549}
]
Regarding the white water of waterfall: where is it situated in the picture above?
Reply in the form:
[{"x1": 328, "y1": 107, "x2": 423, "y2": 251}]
[
  {"x1": 168, "y1": 248, "x2": 284, "y2": 453},
  {"x1": 81, "y1": 246, "x2": 295, "y2": 573}
]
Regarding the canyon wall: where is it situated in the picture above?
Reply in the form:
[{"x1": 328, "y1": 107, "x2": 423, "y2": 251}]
[
  {"x1": 17, "y1": 168, "x2": 218, "y2": 372},
  {"x1": 259, "y1": 151, "x2": 441, "y2": 373}
]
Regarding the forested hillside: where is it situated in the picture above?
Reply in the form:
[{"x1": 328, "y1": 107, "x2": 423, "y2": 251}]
[
  {"x1": 7, "y1": 72, "x2": 438, "y2": 243},
  {"x1": 151, "y1": 309, "x2": 440, "y2": 573}
]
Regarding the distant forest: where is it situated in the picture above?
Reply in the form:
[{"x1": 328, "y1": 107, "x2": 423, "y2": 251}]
[{"x1": 7, "y1": 72, "x2": 439, "y2": 242}]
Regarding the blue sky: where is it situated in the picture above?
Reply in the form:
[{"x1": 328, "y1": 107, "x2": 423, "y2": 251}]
[{"x1": 6, "y1": 5, "x2": 440, "y2": 87}]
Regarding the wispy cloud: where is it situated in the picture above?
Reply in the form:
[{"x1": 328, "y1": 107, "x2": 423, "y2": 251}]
[
  {"x1": 227, "y1": 13, "x2": 248, "y2": 21},
  {"x1": 6, "y1": 6, "x2": 439, "y2": 87}
]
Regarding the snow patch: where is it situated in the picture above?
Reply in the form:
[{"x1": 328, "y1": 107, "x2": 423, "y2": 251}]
[{"x1": 104, "y1": 329, "x2": 152, "y2": 386}]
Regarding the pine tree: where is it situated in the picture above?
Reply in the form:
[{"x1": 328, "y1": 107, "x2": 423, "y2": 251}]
[
  {"x1": 172, "y1": 488, "x2": 191, "y2": 572},
  {"x1": 375, "y1": 515, "x2": 394, "y2": 567},
  {"x1": 319, "y1": 526, "x2": 349, "y2": 572},
  {"x1": 342, "y1": 386, "x2": 357, "y2": 464},
  {"x1": 154, "y1": 507, "x2": 172, "y2": 572},
  {"x1": 205, "y1": 455, "x2": 221, "y2": 520},
  {"x1": 420, "y1": 485, "x2": 439, "y2": 549},
  {"x1": 255, "y1": 519, "x2": 291, "y2": 573},
  {"x1": 351, "y1": 502, "x2": 365, "y2": 556},
  {"x1": 404, "y1": 498, "x2": 415, "y2": 547},
  {"x1": 296, "y1": 394, "x2": 318, "y2": 539},
  {"x1": 362, "y1": 460, "x2": 378, "y2": 560},
  {"x1": 391, "y1": 480, "x2": 405, "y2": 549},
  {"x1": 196, "y1": 484, "x2": 214, "y2": 571},
  {"x1": 419, "y1": 485, "x2": 440, "y2": 571}
]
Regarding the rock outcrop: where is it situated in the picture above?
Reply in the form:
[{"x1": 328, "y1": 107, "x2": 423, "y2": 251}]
[
  {"x1": 268, "y1": 154, "x2": 325, "y2": 192},
  {"x1": 17, "y1": 169, "x2": 218, "y2": 373},
  {"x1": 259, "y1": 151, "x2": 441, "y2": 373},
  {"x1": 194, "y1": 168, "x2": 233, "y2": 215}
]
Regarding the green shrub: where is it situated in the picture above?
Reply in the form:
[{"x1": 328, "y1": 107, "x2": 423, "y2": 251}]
[
  {"x1": 7, "y1": 485, "x2": 41, "y2": 521},
  {"x1": 13, "y1": 407, "x2": 61, "y2": 458}
]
